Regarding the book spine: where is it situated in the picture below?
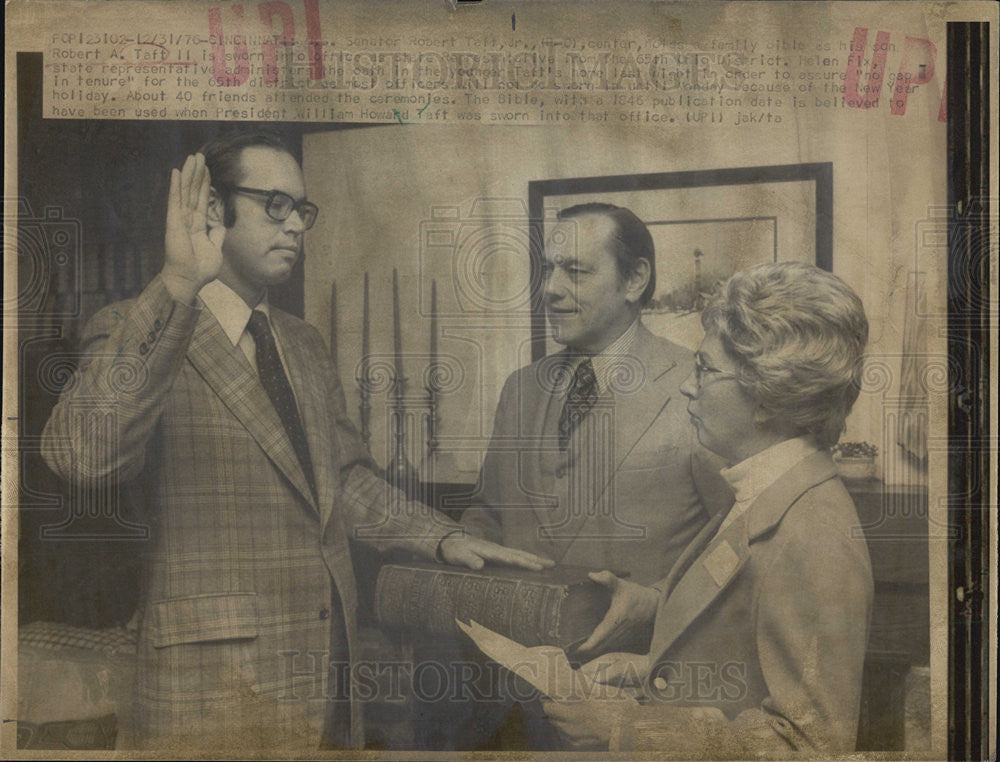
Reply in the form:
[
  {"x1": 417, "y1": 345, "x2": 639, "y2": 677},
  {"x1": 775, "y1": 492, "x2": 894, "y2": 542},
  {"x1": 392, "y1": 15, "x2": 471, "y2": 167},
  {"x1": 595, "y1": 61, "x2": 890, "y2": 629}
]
[{"x1": 376, "y1": 567, "x2": 567, "y2": 646}]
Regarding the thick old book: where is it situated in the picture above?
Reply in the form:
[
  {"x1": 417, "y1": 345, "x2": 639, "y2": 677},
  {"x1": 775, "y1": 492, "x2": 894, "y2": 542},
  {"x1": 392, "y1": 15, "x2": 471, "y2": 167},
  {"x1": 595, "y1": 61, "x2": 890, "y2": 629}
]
[{"x1": 374, "y1": 562, "x2": 613, "y2": 650}]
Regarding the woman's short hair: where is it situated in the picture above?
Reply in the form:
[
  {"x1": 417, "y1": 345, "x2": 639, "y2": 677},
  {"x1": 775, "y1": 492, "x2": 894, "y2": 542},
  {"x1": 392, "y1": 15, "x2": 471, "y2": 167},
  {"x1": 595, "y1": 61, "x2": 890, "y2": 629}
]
[{"x1": 701, "y1": 261, "x2": 869, "y2": 448}]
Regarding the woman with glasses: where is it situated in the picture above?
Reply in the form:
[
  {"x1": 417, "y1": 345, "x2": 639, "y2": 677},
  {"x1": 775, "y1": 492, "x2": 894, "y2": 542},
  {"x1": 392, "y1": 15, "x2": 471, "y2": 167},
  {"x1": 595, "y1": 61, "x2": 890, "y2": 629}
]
[{"x1": 542, "y1": 261, "x2": 874, "y2": 757}]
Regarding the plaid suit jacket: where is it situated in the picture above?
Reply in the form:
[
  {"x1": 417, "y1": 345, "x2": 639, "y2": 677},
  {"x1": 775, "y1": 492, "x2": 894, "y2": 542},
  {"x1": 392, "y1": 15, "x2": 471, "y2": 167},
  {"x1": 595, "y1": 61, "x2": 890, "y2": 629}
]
[{"x1": 42, "y1": 275, "x2": 453, "y2": 750}]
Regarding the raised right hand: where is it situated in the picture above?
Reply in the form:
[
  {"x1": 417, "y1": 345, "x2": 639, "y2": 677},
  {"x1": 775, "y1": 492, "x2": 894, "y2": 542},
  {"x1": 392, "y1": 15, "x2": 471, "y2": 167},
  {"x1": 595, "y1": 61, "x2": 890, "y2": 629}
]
[{"x1": 161, "y1": 153, "x2": 223, "y2": 302}]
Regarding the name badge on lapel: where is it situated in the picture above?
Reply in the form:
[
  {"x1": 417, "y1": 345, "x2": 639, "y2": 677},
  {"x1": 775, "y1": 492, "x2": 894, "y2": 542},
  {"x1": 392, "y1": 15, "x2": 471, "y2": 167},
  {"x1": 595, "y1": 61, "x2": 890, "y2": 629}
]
[{"x1": 703, "y1": 540, "x2": 740, "y2": 587}]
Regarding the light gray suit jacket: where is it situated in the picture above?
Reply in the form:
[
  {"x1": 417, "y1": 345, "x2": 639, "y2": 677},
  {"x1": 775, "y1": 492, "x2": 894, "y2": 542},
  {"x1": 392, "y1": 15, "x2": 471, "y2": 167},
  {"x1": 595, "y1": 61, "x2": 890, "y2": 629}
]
[
  {"x1": 462, "y1": 325, "x2": 731, "y2": 586},
  {"x1": 616, "y1": 451, "x2": 874, "y2": 756}
]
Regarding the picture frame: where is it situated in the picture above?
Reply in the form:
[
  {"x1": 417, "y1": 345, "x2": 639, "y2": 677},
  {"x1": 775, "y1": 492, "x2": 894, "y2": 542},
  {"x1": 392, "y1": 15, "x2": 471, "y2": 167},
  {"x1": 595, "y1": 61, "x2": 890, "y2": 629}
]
[{"x1": 528, "y1": 163, "x2": 833, "y2": 360}]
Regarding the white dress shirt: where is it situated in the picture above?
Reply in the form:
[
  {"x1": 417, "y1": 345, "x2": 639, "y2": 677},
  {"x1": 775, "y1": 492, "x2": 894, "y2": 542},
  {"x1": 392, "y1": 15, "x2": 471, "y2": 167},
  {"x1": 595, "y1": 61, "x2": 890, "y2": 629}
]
[
  {"x1": 199, "y1": 280, "x2": 299, "y2": 408},
  {"x1": 562, "y1": 317, "x2": 641, "y2": 395}
]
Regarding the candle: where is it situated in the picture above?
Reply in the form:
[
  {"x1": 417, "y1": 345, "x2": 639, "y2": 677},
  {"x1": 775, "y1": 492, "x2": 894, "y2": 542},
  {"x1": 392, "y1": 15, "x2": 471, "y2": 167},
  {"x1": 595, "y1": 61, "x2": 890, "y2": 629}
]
[
  {"x1": 392, "y1": 268, "x2": 403, "y2": 390},
  {"x1": 427, "y1": 279, "x2": 440, "y2": 457},
  {"x1": 329, "y1": 280, "x2": 337, "y2": 367},
  {"x1": 429, "y1": 280, "x2": 437, "y2": 390},
  {"x1": 359, "y1": 272, "x2": 371, "y2": 450},
  {"x1": 361, "y1": 272, "x2": 370, "y2": 371}
]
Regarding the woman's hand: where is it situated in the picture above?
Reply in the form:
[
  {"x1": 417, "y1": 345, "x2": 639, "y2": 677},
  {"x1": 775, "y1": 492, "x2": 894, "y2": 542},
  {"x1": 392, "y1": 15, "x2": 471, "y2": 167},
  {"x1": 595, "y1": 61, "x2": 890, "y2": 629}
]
[
  {"x1": 541, "y1": 693, "x2": 637, "y2": 751},
  {"x1": 576, "y1": 570, "x2": 660, "y2": 654}
]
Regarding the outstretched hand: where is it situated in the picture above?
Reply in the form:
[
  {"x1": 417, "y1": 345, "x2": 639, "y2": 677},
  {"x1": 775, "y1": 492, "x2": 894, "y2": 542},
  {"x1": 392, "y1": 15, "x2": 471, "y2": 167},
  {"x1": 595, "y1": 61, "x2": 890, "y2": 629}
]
[
  {"x1": 576, "y1": 570, "x2": 660, "y2": 655},
  {"x1": 438, "y1": 533, "x2": 555, "y2": 572},
  {"x1": 162, "y1": 153, "x2": 223, "y2": 303},
  {"x1": 541, "y1": 691, "x2": 638, "y2": 751}
]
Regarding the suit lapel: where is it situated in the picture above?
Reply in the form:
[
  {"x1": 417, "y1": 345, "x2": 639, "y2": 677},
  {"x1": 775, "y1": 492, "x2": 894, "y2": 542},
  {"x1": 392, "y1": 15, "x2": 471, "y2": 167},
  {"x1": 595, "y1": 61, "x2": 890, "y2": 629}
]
[
  {"x1": 647, "y1": 449, "x2": 841, "y2": 662},
  {"x1": 186, "y1": 309, "x2": 318, "y2": 513},
  {"x1": 608, "y1": 327, "x2": 678, "y2": 475},
  {"x1": 271, "y1": 313, "x2": 338, "y2": 528},
  {"x1": 528, "y1": 352, "x2": 574, "y2": 556},
  {"x1": 648, "y1": 512, "x2": 749, "y2": 661},
  {"x1": 659, "y1": 508, "x2": 728, "y2": 598},
  {"x1": 744, "y1": 451, "x2": 838, "y2": 541},
  {"x1": 545, "y1": 328, "x2": 678, "y2": 555}
]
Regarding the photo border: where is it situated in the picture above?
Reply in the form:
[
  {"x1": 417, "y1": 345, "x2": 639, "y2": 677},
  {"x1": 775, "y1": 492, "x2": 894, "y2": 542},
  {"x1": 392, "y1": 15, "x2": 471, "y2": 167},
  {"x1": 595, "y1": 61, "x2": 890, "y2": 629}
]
[{"x1": 945, "y1": 20, "x2": 991, "y2": 762}]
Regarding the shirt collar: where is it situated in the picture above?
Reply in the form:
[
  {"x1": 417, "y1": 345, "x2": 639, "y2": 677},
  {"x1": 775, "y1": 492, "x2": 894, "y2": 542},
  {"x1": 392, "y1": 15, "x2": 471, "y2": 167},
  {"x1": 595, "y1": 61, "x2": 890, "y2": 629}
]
[
  {"x1": 719, "y1": 436, "x2": 820, "y2": 506},
  {"x1": 565, "y1": 318, "x2": 641, "y2": 394},
  {"x1": 199, "y1": 279, "x2": 270, "y2": 345}
]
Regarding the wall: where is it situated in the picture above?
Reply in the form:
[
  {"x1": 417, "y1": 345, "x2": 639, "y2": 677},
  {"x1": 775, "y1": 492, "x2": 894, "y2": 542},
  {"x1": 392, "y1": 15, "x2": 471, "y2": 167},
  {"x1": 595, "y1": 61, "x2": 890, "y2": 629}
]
[{"x1": 302, "y1": 99, "x2": 946, "y2": 486}]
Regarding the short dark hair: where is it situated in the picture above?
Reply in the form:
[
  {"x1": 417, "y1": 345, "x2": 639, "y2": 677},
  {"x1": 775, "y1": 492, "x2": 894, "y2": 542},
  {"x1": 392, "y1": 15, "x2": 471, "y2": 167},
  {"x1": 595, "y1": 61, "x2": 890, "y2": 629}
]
[
  {"x1": 198, "y1": 131, "x2": 295, "y2": 227},
  {"x1": 556, "y1": 202, "x2": 656, "y2": 307}
]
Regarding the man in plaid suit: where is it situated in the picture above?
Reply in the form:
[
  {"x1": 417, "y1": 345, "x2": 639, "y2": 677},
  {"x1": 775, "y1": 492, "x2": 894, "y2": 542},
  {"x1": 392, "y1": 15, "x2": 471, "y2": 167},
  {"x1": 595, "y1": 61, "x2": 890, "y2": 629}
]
[{"x1": 41, "y1": 132, "x2": 549, "y2": 750}]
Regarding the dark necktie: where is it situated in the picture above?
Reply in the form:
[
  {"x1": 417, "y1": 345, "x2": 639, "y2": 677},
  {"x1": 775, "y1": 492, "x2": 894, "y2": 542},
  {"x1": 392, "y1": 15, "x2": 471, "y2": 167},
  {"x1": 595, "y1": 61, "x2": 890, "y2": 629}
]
[
  {"x1": 246, "y1": 310, "x2": 317, "y2": 501},
  {"x1": 558, "y1": 358, "x2": 598, "y2": 450}
]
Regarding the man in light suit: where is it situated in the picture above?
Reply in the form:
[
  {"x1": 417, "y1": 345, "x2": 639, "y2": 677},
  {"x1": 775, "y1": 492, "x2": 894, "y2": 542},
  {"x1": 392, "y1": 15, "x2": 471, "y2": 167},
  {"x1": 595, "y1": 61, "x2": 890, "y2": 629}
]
[
  {"x1": 41, "y1": 132, "x2": 549, "y2": 750},
  {"x1": 450, "y1": 203, "x2": 729, "y2": 750},
  {"x1": 462, "y1": 203, "x2": 730, "y2": 651}
]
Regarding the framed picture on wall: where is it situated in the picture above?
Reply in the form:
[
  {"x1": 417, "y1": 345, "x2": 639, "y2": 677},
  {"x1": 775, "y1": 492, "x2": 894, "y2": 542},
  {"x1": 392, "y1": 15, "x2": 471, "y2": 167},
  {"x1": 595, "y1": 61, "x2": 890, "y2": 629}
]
[{"x1": 527, "y1": 163, "x2": 833, "y2": 359}]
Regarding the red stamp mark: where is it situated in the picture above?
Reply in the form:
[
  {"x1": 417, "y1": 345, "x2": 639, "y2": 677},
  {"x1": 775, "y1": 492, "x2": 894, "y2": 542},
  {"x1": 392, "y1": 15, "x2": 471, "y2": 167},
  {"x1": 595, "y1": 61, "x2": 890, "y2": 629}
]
[
  {"x1": 843, "y1": 27, "x2": 944, "y2": 121},
  {"x1": 208, "y1": 0, "x2": 324, "y2": 86}
]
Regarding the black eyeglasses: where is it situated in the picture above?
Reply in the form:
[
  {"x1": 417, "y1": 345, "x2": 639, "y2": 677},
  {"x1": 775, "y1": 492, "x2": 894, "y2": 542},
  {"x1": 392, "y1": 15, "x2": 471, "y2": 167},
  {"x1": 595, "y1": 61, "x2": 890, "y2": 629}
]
[
  {"x1": 693, "y1": 353, "x2": 741, "y2": 394},
  {"x1": 226, "y1": 185, "x2": 319, "y2": 230}
]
